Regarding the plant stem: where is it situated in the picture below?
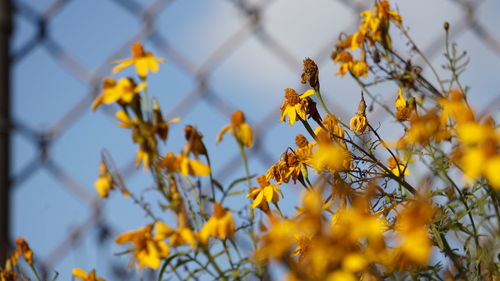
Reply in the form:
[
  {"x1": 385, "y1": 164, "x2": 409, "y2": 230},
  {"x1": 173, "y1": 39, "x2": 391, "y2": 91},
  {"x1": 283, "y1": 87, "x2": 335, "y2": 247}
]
[
  {"x1": 141, "y1": 76, "x2": 152, "y2": 121},
  {"x1": 315, "y1": 88, "x2": 334, "y2": 118},
  {"x1": 202, "y1": 246, "x2": 227, "y2": 281},
  {"x1": 29, "y1": 264, "x2": 43, "y2": 281},
  {"x1": 238, "y1": 143, "x2": 252, "y2": 190},
  {"x1": 300, "y1": 120, "x2": 317, "y2": 141},
  {"x1": 203, "y1": 145, "x2": 216, "y2": 202}
]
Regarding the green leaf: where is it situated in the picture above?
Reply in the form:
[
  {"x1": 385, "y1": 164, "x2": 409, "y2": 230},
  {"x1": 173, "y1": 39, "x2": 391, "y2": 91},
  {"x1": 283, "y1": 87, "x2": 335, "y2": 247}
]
[
  {"x1": 431, "y1": 224, "x2": 444, "y2": 249},
  {"x1": 226, "y1": 190, "x2": 246, "y2": 197},
  {"x1": 227, "y1": 174, "x2": 257, "y2": 192}
]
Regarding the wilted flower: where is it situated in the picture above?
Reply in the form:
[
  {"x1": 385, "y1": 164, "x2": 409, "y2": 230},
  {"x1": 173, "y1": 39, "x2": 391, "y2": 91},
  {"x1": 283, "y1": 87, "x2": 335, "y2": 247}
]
[
  {"x1": 350, "y1": 93, "x2": 368, "y2": 133},
  {"x1": 11, "y1": 238, "x2": 33, "y2": 266}
]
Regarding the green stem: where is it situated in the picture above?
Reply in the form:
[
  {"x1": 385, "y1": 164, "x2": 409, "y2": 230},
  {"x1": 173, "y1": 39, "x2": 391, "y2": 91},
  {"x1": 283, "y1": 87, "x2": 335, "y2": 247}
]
[
  {"x1": 201, "y1": 246, "x2": 227, "y2": 280},
  {"x1": 305, "y1": 176, "x2": 314, "y2": 190},
  {"x1": 272, "y1": 202, "x2": 284, "y2": 217},
  {"x1": 443, "y1": 173, "x2": 481, "y2": 257},
  {"x1": 300, "y1": 120, "x2": 317, "y2": 142},
  {"x1": 315, "y1": 88, "x2": 334, "y2": 118},
  {"x1": 203, "y1": 148, "x2": 216, "y2": 202},
  {"x1": 141, "y1": 76, "x2": 152, "y2": 121},
  {"x1": 222, "y1": 240, "x2": 235, "y2": 269},
  {"x1": 183, "y1": 175, "x2": 205, "y2": 223},
  {"x1": 29, "y1": 263, "x2": 43, "y2": 281},
  {"x1": 238, "y1": 143, "x2": 252, "y2": 190}
]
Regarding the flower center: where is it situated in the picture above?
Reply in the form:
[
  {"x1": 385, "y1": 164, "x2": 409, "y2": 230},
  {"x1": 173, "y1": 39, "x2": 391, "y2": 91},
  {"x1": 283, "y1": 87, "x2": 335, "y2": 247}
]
[
  {"x1": 230, "y1": 110, "x2": 246, "y2": 127},
  {"x1": 284, "y1": 88, "x2": 301, "y2": 105}
]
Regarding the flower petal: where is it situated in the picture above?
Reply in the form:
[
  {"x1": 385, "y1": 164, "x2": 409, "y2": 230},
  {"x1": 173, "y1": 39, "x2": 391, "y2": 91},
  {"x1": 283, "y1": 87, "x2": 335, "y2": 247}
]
[
  {"x1": 300, "y1": 89, "x2": 315, "y2": 98},
  {"x1": 112, "y1": 59, "x2": 134, "y2": 74},
  {"x1": 72, "y1": 268, "x2": 88, "y2": 279}
]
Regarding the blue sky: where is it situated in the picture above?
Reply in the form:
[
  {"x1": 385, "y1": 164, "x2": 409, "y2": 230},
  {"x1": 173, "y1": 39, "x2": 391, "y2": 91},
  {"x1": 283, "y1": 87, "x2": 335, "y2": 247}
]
[{"x1": 10, "y1": 0, "x2": 500, "y2": 280}]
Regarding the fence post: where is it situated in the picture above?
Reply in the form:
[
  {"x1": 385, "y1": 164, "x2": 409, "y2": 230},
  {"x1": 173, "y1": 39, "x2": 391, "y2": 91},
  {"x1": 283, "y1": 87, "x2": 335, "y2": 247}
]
[{"x1": 0, "y1": 0, "x2": 12, "y2": 264}]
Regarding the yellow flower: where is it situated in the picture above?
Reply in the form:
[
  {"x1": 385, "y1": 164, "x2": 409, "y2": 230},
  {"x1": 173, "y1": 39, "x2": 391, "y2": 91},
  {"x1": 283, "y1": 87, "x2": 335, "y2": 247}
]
[
  {"x1": 394, "y1": 88, "x2": 414, "y2": 121},
  {"x1": 0, "y1": 260, "x2": 16, "y2": 281},
  {"x1": 312, "y1": 143, "x2": 351, "y2": 173},
  {"x1": 333, "y1": 51, "x2": 353, "y2": 76},
  {"x1": 394, "y1": 88, "x2": 407, "y2": 109},
  {"x1": 342, "y1": 253, "x2": 367, "y2": 272},
  {"x1": 403, "y1": 110, "x2": 450, "y2": 146},
  {"x1": 91, "y1": 77, "x2": 146, "y2": 111},
  {"x1": 359, "y1": 0, "x2": 402, "y2": 44},
  {"x1": 115, "y1": 224, "x2": 170, "y2": 269},
  {"x1": 291, "y1": 233, "x2": 312, "y2": 261},
  {"x1": 279, "y1": 88, "x2": 315, "y2": 126},
  {"x1": 327, "y1": 270, "x2": 356, "y2": 281},
  {"x1": 438, "y1": 89, "x2": 474, "y2": 125},
  {"x1": 387, "y1": 156, "x2": 413, "y2": 177},
  {"x1": 395, "y1": 195, "x2": 435, "y2": 267},
  {"x1": 349, "y1": 115, "x2": 367, "y2": 133},
  {"x1": 350, "y1": 60, "x2": 369, "y2": 77},
  {"x1": 112, "y1": 42, "x2": 165, "y2": 77},
  {"x1": 11, "y1": 238, "x2": 33, "y2": 265},
  {"x1": 332, "y1": 50, "x2": 369, "y2": 77},
  {"x1": 94, "y1": 161, "x2": 113, "y2": 198},
  {"x1": 135, "y1": 146, "x2": 152, "y2": 169},
  {"x1": 158, "y1": 152, "x2": 210, "y2": 177},
  {"x1": 177, "y1": 153, "x2": 210, "y2": 177},
  {"x1": 341, "y1": 29, "x2": 367, "y2": 51},
  {"x1": 155, "y1": 222, "x2": 197, "y2": 248},
  {"x1": 461, "y1": 148, "x2": 485, "y2": 181},
  {"x1": 247, "y1": 176, "x2": 281, "y2": 212},
  {"x1": 314, "y1": 115, "x2": 345, "y2": 144},
  {"x1": 375, "y1": 0, "x2": 402, "y2": 25},
  {"x1": 485, "y1": 156, "x2": 500, "y2": 189},
  {"x1": 456, "y1": 121, "x2": 494, "y2": 146},
  {"x1": 453, "y1": 118, "x2": 500, "y2": 189},
  {"x1": 199, "y1": 203, "x2": 235, "y2": 243},
  {"x1": 254, "y1": 216, "x2": 297, "y2": 261},
  {"x1": 350, "y1": 93, "x2": 368, "y2": 133},
  {"x1": 217, "y1": 110, "x2": 253, "y2": 147},
  {"x1": 72, "y1": 268, "x2": 105, "y2": 281},
  {"x1": 115, "y1": 110, "x2": 135, "y2": 128},
  {"x1": 332, "y1": 206, "x2": 385, "y2": 243}
]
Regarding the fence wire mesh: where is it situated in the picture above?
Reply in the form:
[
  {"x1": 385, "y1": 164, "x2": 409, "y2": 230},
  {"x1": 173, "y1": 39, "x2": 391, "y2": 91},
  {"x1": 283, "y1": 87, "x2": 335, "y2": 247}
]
[{"x1": 5, "y1": 0, "x2": 500, "y2": 279}]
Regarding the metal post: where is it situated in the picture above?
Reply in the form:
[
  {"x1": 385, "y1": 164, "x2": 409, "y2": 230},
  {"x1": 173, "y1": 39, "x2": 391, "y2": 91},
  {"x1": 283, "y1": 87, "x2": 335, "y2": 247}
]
[{"x1": 0, "y1": 0, "x2": 12, "y2": 264}]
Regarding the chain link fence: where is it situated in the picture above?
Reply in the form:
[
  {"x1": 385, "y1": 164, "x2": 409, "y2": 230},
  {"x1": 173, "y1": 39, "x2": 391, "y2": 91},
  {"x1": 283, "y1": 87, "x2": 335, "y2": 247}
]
[{"x1": 4, "y1": 0, "x2": 500, "y2": 279}]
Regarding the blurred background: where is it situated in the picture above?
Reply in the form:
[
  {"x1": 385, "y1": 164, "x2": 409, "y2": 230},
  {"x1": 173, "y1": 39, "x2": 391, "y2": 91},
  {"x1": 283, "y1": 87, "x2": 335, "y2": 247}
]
[{"x1": 2, "y1": 0, "x2": 500, "y2": 279}]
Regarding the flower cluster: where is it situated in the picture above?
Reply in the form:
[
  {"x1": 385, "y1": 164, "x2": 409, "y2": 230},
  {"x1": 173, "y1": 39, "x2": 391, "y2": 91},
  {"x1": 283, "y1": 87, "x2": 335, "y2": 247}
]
[
  {"x1": 9, "y1": 1, "x2": 498, "y2": 280},
  {"x1": 332, "y1": 0, "x2": 402, "y2": 77}
]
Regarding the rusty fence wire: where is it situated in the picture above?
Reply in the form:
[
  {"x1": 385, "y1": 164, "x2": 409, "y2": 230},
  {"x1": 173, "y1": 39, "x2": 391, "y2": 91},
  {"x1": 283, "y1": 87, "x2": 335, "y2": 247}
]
[{"x1": 3, "y1": 0, "x2": 500, "y2": 279}]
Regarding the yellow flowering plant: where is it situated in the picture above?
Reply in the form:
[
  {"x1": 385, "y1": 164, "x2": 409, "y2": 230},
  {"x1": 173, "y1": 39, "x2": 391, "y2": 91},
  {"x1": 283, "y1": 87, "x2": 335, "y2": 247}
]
[{"x1": 6, "y1": 2, "x2": 500, "y2": 280}]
